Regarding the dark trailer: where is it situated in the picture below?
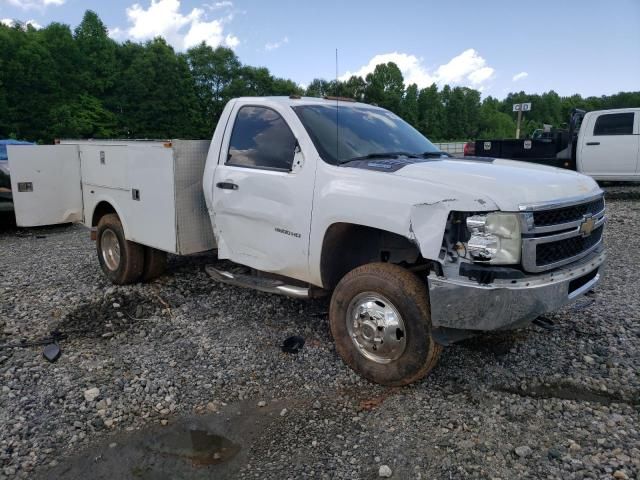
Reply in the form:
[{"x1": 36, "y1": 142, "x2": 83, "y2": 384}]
[{"x1": 466, "y1": 109, "x2": 585, "y2": 170}]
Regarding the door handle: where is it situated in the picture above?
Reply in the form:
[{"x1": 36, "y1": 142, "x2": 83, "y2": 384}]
[
  {"x1": 586, "y1": 142, "x2": 600, "y2": 146},
  {"x1": 216, "y1": 181, "x2": 238, "y2": 190}
]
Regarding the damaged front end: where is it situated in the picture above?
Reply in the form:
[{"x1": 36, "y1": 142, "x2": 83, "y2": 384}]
[{"x1": 424, "y1": 197, "x2": 606, "y2": 333}]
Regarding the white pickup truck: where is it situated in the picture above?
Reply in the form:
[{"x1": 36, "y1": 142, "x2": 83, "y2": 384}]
[
  {"x1": 8, "y1": 96, "x2": 607, "y2": 386},
  {"x1": 468, "y1": 107, "x2": 640, "y2": 180}
]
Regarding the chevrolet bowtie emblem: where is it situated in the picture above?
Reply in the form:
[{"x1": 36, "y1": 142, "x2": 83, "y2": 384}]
[{"x1": 579, "y1": 215, "x2": 595, "y2": 237}]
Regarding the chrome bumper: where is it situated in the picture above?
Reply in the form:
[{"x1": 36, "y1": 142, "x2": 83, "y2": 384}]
[{"x1": 427, "y1": 247, "x2": 606, "y2": 331}]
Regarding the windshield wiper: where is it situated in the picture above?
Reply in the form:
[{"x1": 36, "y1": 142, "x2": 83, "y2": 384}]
[
  {"x1": 420, "y1": 151, "x2": 448, "y2": 158},
  {"x1": 338, "y1": 151, "x2": 421, "y2": 165}
]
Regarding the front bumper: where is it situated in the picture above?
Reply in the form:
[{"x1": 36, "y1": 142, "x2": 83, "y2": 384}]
[{"x1": 427, "y1": 247, "x2": 605, "y2": 331}]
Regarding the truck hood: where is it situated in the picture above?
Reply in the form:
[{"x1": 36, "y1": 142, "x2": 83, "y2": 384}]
[{"x1": 393, "y1": 157, "x2": 601, "y2": 211}]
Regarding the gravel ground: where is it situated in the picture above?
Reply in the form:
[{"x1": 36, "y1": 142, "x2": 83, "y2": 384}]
[{"x1": 0, "y1": 195, "x2": 639, "y2": 480}]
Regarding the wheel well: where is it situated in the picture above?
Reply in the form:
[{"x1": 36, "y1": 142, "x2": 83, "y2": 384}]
[
  {"x1": 320, "y1": 223, "x2": 422, "y2": 290},
  {"x1": 92, "y1": 201, "x2": 117, "y2": 227}
]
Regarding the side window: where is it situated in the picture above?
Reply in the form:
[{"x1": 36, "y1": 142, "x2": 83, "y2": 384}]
[
  {"x1": 593, "y1": 113, "x2": 634, "y2": 136},
  {"x1": 227, "y1": 106, "x2": 297, "y2": 171}
]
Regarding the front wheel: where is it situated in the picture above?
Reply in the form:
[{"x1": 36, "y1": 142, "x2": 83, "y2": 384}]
[{"x1": 329, "y1": 263, "x2": 442, "y2": 386}]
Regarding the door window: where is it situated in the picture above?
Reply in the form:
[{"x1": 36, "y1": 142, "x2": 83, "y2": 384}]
[
  {"x1": 593, "y1": 113, "x2": 634, "y2": 136},
  {"x1": 227, "y1": 106, "x2": 297, "y2": 171}
]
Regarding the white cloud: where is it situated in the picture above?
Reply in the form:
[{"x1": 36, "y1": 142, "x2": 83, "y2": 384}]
[
  {"x1": 467, "y1": 66, "x2": 494, "y2": 85},
  {"x1": 182, "y1": 17, "x2": 224, "y2": 48},
  {"x1": 224, "y1": 33, "x2": 239, "y2": 48},
  {"x1": 206, "y1": 0, "x2": 232, "y2": 9},
  {"x1": 264, "y1": 36, "x2": 288, "y2": 51},
  {"x1": 4, "y1": 0, "x2": 64, "y2": 10},
  {"x1": 340, "y1": 52, "x2": 434, "y2": 87},
  {"x1": 512, "y1": 71, "x2": 528, "y2": 82},
  {"x1": 340, "y1": 48, "x2": 495, "y2": 89},
  {"x1": 1, "y1": 17, "x2": 42, "y2": 28},
  {"x1": 108, "y1": 26, "x2": 124, "y2": 40},
  {"x1": 123, "y1": 0, "x2": 239, "y2": 50}
]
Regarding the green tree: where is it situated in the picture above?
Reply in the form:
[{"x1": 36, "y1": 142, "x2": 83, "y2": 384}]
[
  {"x1": 47, "y1": 94, "x2": 117, "y2": 138},
  {"x1": 271, "y1": 77, "x2": 303, "y2": 96},
  {"x1": 417, "y1": 83, "x2": 443, "y2": 140},
  {"x1": 364, "y1": 62, "x2": 404, "y2": 113},
  {"x1": 305, "y1": 78, "x2": 332, "y2": 98},
  {"x1": 74, "y1": 10, "x2": 116, "y2": 95},
  {"x1": 478, "y1": 97, "x2": 515, "y2": 138},
  {"x1": 227, "y1": 66, "x2": 274, "y2": 97},
  {"x1": 402, "y1": 83, "x2": 419, "y2": 128},
  {"x1": 186, "y1": 44, "x2": 240, "y2": 135},
  {"x1": 341, "y1": 75, "x2": 366, "y2": 100},
  {"x1": 113, "y1": 38, "x2": 199, "y2": 138}
]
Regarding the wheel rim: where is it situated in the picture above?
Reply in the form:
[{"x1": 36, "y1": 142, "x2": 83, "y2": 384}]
[
  {"x1": 346, "y1": 292, "x2": 407, "y2": 364},
  {"x1": 101, "y1": 229, "x2": 121, "y2": 271}
]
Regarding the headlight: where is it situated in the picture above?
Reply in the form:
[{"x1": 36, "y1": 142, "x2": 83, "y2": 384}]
[{"x1": 466, "y1": 213, "x2": 521, "y2": 264}]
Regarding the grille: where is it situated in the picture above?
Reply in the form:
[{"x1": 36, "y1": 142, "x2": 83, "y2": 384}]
[
  {"x1": 533, "y1": 197, "x2": 605, "y2": 227},
  {"x1": 536, "y1": 225, "x2": 603, "y2": 267}
]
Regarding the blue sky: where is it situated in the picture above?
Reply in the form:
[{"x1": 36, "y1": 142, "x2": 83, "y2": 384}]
[{"x1": 1, "y1": 0, "x2": 639, "y2": 98}]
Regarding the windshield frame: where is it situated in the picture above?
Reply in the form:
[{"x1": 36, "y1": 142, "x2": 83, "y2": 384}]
[{"x1": 291, "y1": 103, "x2": 440, "y2": 166}]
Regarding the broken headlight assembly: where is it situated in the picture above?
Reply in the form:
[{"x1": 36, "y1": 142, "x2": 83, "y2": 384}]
[{"x1": 465, "y1": 213, "x2": 521, "y2": 264}]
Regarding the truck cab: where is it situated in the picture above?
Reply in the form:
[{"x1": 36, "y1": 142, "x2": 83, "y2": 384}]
[
  {"x1": 577, "y1": 108, "x2": 640, "y2": 180},
  {"x1": 201, "y1": 97, "x2": 606, "y2": 384}
]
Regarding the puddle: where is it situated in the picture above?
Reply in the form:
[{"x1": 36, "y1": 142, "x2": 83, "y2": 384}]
[
  {"x1": 37, "y1": 399, "x2": 294, "y2": 480},
  {"x1": 145, "y1": 422, "x2": 240, "y2": 466}
]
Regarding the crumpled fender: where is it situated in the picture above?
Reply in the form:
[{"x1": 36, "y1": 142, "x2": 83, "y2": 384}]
[{"x1": 408, "y1": 197, "x2": 498, "y2": 261}]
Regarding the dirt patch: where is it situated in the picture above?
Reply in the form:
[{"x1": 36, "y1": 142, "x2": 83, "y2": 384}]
[
  {"x1": 496, "y1": 381, "x2": 635, "y2": 406},
  {"x1": 457, "y1": 331, "x2": 528, "y2": 357},
  {"x1": 56, "y1": 291, "x2": 164, "y2": 338}
]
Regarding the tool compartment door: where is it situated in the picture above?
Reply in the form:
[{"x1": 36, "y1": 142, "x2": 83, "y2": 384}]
[{"x1": 8, "y1": 145, "x2": 83, "y2": 227}]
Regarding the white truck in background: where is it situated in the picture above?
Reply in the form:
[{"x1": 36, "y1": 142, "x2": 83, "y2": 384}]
[
  {"x1": 576, "y1": 108, "x2": 640, "y2": 180},
  {"x1": 8, "y1": 96, "x2": 607, "y2": 386},
  {"x1": 467, "y1": 107, "x2": 640, "y2": 180}
]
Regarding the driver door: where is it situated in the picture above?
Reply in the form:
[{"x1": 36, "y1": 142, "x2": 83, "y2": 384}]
[{"x1": 211, "y1": 103, "x2": 316, "y2": 281}]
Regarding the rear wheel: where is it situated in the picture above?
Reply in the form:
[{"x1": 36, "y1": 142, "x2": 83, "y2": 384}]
[
  {"x1": 96, "y1": 214, "x2": 144, "y2": 284},
  {"x1": 141, "y1": 247, "x2": 167, "y2": 282},
  {"x1": 329, "y1": 262, "x2": 442, "y2": 386}
]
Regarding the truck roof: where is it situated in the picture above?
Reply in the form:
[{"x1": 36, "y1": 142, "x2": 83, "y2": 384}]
[
  {"x1": 232, "y1": 95, "x2": 378, "y2": 110},
  {"x1": 583, "y1": 107, "x2": 640, "y2": 116}
]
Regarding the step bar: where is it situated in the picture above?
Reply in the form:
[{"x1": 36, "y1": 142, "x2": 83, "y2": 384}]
[{"x1": 205, "y1": 265, "x2": 311, "y2": 299}]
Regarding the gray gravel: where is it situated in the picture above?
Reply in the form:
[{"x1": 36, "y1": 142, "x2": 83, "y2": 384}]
[{"x1": 0, "y1": 195, "x2": 638, "y2": 479}]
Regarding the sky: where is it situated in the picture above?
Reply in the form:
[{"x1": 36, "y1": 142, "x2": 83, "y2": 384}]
[{"x1": 1, "y1": 0, "x2": 639, "y2": 99}]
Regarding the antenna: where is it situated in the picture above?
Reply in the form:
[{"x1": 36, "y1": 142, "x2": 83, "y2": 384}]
[{"x1": 335, "y1": 48, "x2": 339, "y2": 163}]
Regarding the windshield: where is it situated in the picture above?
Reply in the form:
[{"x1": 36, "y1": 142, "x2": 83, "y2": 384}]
[{"x1": 292, "y1": 104, "x2": 440, "y2": 165}]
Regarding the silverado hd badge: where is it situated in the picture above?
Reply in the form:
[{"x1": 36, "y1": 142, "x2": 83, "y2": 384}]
[{"x1": 275, "y1": 227, "x2": 301, "y2": 238}]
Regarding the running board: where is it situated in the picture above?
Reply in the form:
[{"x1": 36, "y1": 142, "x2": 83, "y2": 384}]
[{"x1": 205, "y1": 265, "x2": 310, "y2": 299}]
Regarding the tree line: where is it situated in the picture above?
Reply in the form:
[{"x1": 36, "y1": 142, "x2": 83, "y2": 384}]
[{"x1": 1, "y1": 11, "x2": 639, "y2": 144}]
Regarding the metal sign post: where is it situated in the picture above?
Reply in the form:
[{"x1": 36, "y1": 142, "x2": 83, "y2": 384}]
[{"x1": 513, "y1": 102, "x2": 532, "y2": 139}]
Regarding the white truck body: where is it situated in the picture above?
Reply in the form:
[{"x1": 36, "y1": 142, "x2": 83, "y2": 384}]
[
  {"x1": 9, "y1": 139, "x2": 215, "y2": 255},
  {"x1": 577, "y1": 107, "x2": 640, "y2": 181}
]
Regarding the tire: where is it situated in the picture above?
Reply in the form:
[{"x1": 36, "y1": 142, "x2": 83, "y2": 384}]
[
  {"x1": 329, "y1": 262, "x2": 442, "y2": 386},
  {"x1": 141, "y1": 247, "x2": 167, "y2": 282},
  {"x1": 96, "y1": 213, "x2": 144, "y2": 285}
]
